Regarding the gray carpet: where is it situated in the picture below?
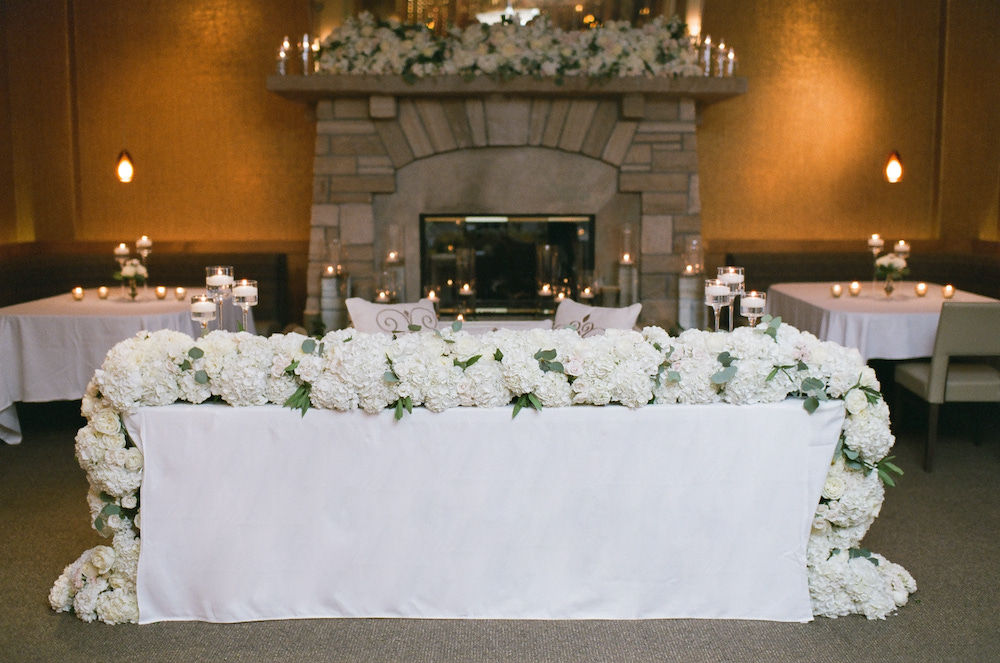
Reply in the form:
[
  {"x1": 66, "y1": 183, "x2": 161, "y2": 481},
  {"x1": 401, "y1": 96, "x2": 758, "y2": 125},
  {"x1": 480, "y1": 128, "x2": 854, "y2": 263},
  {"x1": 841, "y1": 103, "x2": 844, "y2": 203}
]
[{"x1": 1, "y1": 399, "x2": 998, "y2": 663}]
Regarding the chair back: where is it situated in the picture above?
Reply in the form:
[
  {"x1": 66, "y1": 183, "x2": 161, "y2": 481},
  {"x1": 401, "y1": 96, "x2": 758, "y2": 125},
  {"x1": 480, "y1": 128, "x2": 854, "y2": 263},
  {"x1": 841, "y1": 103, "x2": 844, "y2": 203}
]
[{"x1": 926, "y1": 302, "x2": 1000, "y2": 402}]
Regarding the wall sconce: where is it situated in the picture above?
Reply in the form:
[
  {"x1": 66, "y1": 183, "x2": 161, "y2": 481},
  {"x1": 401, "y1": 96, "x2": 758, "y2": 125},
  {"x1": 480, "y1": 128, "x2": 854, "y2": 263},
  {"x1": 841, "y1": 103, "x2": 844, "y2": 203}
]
[
  {"x1": 884, "y1": 150, "x2": 902, "y2": 183},
  {"x1": 116, "y1": 150, "x2": 134, "y2": 183}
]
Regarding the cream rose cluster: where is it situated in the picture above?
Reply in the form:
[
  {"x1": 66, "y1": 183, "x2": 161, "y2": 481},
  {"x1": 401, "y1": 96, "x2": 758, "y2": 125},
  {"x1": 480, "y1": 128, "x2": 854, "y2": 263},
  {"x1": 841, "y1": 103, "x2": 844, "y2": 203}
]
[{"x1": 53, "y1": 321, "x2": 916, "y2": 623}]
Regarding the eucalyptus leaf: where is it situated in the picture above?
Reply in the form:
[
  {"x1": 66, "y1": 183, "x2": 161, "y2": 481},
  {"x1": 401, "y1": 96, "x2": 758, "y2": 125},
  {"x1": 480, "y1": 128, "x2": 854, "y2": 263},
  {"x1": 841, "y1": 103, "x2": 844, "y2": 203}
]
[
  {"x1": 383, "y1": 371, "x2": 400, "y2": 383},
  {"x1": 408, "y1": 324, "x2": 422, "y2": 332},
  {"x1": 803, "y1": 396, "x2": 819, "y2": 414},
  {"x1": 527, "y1": 393, "x2": 543, "y2": 411},
  {"x1": 195, "y1": 370, "x2": 209, "y2": 385},
  {"x1": 179, "y1": 359, "x2": 191, "y2": 371},
  {"x1": 452, "y1": 320, "x2": 463, "y2": 332},
  {"x1": 494, "y1": 348, "x2": 503, "y2": 361},
  {"x1": 534, "y1": 349, "x2": 557, "y2": 361},
  {"x1": 301, "y1": 338, "x2": 317, "y2": 354},
  {"x1": 711, "y1": 365, "x2": 737, "y2": 385},
  {"x1": 667, "y1": 370, "x2": 681, "y2": 383},
  {"x1": 404, "y1": 395, "x2": 413, "y2": 414},
  {"x1": 765, "y1": 367, "x2": 779, "y2": 382},
  {"x1": 394, "y1": 399, "x2": 404, "y2": 421},
  {"x1": 717, "y1": 351, "x2": 735, "y2": 367},
  {"x1": 188, "y1": 347, "x2": 204, "y2": 359},
  {"x1": 94, "y1": 516, "x2": 104, "y2": 532}
]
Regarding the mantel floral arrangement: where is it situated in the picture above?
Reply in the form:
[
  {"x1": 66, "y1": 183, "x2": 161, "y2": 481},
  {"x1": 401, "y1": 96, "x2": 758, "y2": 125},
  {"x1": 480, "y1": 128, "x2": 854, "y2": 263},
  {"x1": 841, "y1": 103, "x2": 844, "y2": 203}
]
[
  {"x1": 51, "y1": 319, "x2": 915, "y2": 624},
  {"x1": 315, "y1": 13, "x2": 703, "y2": 82}
]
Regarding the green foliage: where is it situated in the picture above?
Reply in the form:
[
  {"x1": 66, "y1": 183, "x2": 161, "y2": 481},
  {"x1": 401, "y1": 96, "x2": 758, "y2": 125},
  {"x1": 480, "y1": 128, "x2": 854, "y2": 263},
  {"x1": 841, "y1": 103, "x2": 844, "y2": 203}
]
[
  {"x1": 454, "y1": 355, "x2": 482, "y2": 370},
  {"x1": 799, "y1": 376, "x2": 829, "y2": 414},
  {"x1": 512, "y1": 392, "x2": 542, "y2": 418},
  {"x1": 534, "y1": 348, "x2": 564, "y2": 374},
  {"x1": 408, "y1": 324, "x2": 422, "y2": 332},
  {"x1": 759, "y1": 314, "x2": 782, "y2": 341},
  {"x1": 393, "y1": 395, "x2": 413, "y2": 420},
  {"x1": 284, "y1": 383, "x2": 312, "y2": 417},
  {"x1": 494, "y1": 348, "x2": 504, "y2": 361},
  {"x1": 452, "y1": 320, "x2": 463, "y2": 332},
  {"x1": 711, "y1": 351, "x2": 737, "y2": 385}
]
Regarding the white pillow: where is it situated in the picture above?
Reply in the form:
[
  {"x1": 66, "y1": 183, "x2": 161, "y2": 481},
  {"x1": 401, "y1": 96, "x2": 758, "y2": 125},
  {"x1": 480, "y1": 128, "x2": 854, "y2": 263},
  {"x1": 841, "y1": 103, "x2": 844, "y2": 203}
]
[
  {"x1": 345, "y1": 298, "x2": 438, "y2": 334},
  {"x1": 553, "y1": 299, "x2": 642, "y2": 338}
]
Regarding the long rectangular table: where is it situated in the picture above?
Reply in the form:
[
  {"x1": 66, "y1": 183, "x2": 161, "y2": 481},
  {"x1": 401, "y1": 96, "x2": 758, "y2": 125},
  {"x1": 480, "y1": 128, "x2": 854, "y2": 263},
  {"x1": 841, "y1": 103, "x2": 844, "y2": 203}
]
[
  {"x1": 767, "y1": 281, "x2": 996, "y2": 361},
  {"x1": 126, "y1": 399, "x2": 845, "y2": 623},
  {"x1": 0, "y1": 289, "x2": 252, "y2": 444}
]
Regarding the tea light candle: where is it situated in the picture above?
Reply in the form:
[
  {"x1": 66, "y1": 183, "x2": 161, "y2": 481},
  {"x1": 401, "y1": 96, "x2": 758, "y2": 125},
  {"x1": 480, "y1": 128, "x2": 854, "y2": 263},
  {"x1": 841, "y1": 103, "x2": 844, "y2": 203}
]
[
  {"x1": 98, "y1": 286, "x2": 109, "y2": 300},
  {"x1": 684, "y1": 264, "x2": 695, "y2": 274},
  {"x1": 386, "y1": 251, "x2": 399, "y2": 263},
  {"x1": 459, "y1": 283, "x2": 473, "y2": 296},
  {"x1": 426, "y1": 289, "x2": 439, "y2": 303},
  {"x1": 831, "y1": 284, "x2": 843, "y2": 297},
  {"x1": 915, "y1": 282, "x2": 928, "y2": 297},
  {"x1": 72, "y1": 287, "x2": 85, "y2": 301},
  {"x1": 538, "y1": 283, "x2": 552, "y2": 296},
  {"x1": 155, "y1": 286, "x2": 167, "y2": 300},
  {"x1": 175, "y1": 287, "x2": 186, "y2": 300},
  {"x1": 191, "y1": 299, "x2": 216, "y2": 314},
  {"x1": 894, "y1": 240, "x2": 910, "y2": 254},
  {"x1": 114, "y1": 243, "x2": 130, "y2": 257},
  {"x1": 620, "y1": 252, "x2": 634, "y2": 266},
  {"x1": 375, "y1": 290, "x2": 390, "y2": 303},
  {"x1": 867, "y1": 234, "x2": 884, "y2": 249},
  {"x1": 232, "y1": 281, "x2": 258, "y2": 298},
  {"x1": 556, "y1": 291, "x2": 566, "y2": 301},
  {"x1": 456, "y1": 313, "x2": 464, "y2": 322},
  {"x1": 942, "y1": 284, "x2": 955, "y2": 299},
  {"x1": 580, "y1": 286, "x2": 594, "y2": 299},
  {"x1": 849, "y1": 281, "x2": 862, "y2": 296},
  {"x1": 136, "y1": 235, "x2": 153, "y2": 250}
]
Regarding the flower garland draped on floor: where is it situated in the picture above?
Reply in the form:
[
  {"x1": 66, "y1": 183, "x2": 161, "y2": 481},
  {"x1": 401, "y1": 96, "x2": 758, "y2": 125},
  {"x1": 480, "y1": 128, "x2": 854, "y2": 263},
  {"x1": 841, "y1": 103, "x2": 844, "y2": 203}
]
[{"x1": 51, "y1": 322, "x2": 915, "y2": 624}]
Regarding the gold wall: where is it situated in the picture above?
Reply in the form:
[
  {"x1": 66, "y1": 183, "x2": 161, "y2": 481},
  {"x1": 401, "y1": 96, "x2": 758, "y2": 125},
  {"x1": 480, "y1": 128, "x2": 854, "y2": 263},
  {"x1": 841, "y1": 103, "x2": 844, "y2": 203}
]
[
  {"x1": 2, "y1": 0, "x2": 998, "y2": 257},
  {"x1": 698, "y1": 0, "x2": 1000, "y2": 249}
]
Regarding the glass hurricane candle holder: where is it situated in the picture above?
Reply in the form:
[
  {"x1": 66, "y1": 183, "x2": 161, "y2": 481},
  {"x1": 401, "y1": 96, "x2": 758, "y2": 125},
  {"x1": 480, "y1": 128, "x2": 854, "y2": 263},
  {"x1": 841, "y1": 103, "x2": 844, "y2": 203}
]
[
  {"x1": 98, "y1": 286, "x2": 109, "y2": 300},
  {"x1": 705, "y1": 279, "x2": 730, "y2": 332},
  {"x1": 830, "y1": 284, "x2": 843, "y2": 298},
  {"x1": 231, "y1": 279, "x2": 258, "y2": 332},
  {"x1": 72, "y1": 287, "x2": 85, "y2": 301},
  {"x1": 206, "y1": 266, "x2": 234, "y2": 330},
  {"x1": 849, "y1": 281, "x2": 862, "y2": 296},
  {"x1": 717, "y1": 266, "x2": 745, "y2": 332},
  {"x1": 190, "y1": 295, "x2": 217, "y2": 336},
  {"x1": 741, "y1": 291, "x2": 766, "y2": 327},
  {"x1": 915, "y1": 283, "x2": 928, "y2": 297},
  {"x1": 942, "y1": 284, "x2": 955, "y2": 299}
]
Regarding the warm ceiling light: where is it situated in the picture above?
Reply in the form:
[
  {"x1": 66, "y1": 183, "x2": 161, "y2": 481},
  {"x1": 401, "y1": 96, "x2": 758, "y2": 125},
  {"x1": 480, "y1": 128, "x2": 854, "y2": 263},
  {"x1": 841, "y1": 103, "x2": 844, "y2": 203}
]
[
  {"x1": 885, "y1": 150, "x2": 902, "y2": 183},
  {"x1": 116, "y1": 150, "x2": 134, "y2": 183}
]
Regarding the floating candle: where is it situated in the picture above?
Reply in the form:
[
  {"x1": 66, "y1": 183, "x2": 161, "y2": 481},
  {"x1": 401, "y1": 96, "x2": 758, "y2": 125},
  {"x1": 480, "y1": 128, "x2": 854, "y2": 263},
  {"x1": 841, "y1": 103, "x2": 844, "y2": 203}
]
[
  {"x1": 155, "y1": 286, "x2": 167, "y2": 300},
  {"x1": 831, "y1": 284, "x2": 843, "y2": 297}
]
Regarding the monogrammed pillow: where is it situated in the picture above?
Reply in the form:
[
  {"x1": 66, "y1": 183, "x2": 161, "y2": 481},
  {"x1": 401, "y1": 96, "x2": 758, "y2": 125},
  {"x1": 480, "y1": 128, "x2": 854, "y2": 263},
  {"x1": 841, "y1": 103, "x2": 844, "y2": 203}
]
[
  {"x1": 345, "y1": 298, "x2": 439, "y2": 334},
  {"x1": 553, "y1": 299, "x2": 642, "y2": 338}
]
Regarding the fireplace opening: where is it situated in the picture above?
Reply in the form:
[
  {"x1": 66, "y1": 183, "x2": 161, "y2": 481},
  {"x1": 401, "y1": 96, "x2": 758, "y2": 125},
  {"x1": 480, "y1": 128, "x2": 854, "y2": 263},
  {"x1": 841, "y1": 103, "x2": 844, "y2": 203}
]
[{"x1": 420, "y1": 214, "x2": 595, "y2": 317}]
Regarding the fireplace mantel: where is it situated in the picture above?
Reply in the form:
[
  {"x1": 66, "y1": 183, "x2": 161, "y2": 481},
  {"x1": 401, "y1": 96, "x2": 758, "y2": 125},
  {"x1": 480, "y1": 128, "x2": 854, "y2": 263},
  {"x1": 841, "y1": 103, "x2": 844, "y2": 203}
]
[
  {"x1": 267, "y1": 74, "x2": 747, "y2": 103},
  {"x1": 268, "y1": 74, "x2": 746, "y2": 330}
]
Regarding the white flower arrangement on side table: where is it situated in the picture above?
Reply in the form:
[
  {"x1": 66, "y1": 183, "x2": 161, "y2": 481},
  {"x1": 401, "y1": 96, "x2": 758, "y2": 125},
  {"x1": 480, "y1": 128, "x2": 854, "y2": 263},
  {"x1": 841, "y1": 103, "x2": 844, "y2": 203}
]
[{"x1": 51, "y1": 318, "x2": 915, "y2": 624}]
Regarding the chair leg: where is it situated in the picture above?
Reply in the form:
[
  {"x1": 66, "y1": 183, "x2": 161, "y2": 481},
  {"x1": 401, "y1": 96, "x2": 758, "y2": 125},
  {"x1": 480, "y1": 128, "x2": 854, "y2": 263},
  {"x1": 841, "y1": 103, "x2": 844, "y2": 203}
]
[{"x1": 925, "y1": 403, "x2": 940, "y2": 472}]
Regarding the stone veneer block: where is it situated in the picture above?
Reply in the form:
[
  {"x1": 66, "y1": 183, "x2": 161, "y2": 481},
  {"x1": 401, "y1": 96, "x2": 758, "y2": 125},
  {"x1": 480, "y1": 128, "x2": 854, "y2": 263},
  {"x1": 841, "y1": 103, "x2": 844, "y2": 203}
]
[
  {"x1": 313, "y1": 176, "x2": 329, "y2": 204},
  {"x1": 688, "y1": 174, "x2": 701, "y2": 214},
  {"x1": 639, "y1": 298, "x2": 676, "y2": 328},
  {"x1": 639, "y1": 254, "x2": 685, "y2": 273},
  {"x1": 357, "y1": 156, "x2": 394, "y2": 175},
  {"x1": 314, "y1": 156, "x2": 357, "y2": 176},
  {"x1": 541, "y1": 99, "x2": 570, "y2": 147},
  {"x1": 373, "y1": 121, "x2": 415, "y2": 169},
  {"x1": 633, "y1": 132, "x2": 682, "y2": 145},
  {"x1": 640, "y1": 273, "x2": 669, "y2": 300},
  {"x1": 528, "y1": 100, "x2": 550, "y2": 145},
  {"x1": 397, "y1": 100, "x2": 434, "y2": 158},
  {"x1": 465, "y1": 99, "x2": 488, "y2": 147},
  {"x1": 316, "y1": 100, "x2": 334, "y2": 121},
  {"x1": 637, "y1": 121, "x2": 697, "y2": 134},
  {"x1": 308, "y1": 227, "x2": 328, "y2": 260},
  {"x1": 328, "y1": 175, "x2": 395, "y2": 194},
  {"x1": 415, "y1": 99, "x2": 458, "y2": 153},
  {"x1": 679, "y1": 99, "x2": 696, "y2": 122},
  {"x1": 341, "y1": 244, "x2": 375, "y2": 262},
  {"x1": 485, "y1": 98, "x2": 531, "y2": 146},
  {"x1": 339, "y1": 204, "x2": 375, "y2": 245},
  {"x1": 619, "y1": 172, "x2": 689, "y2": 193},
  {"x1": 643, "y1": 99, "x2": 680, "y2": 121},
  {"x1": 651, "y1": 149, "x2": 699, "y2": 172},
  {"x1": 620, "y1": 94, "x2": 644, "y2": 120},
  {"x1": 620, "y1": 163, "x2": 652, "y2": 173},
  {"x1": 369, "y1": 95, "x2": 397, "y2": 119},
  {"x1": 642, "y1": 192, "x2": 689, "y2": 214},
  {"x1": 683, "y1": 133, "x2": 698, "y2": 151},
  {"x1": 601, "y1": 122, "x2": 637, "y2": 165},
  {"x1": 315, "y1": 134, "x2": 330, "y2": 156},
  {"x1": 441, "y1": 99, "x2": 473, "y2": 148},
  {"x1": 317, "y1": 119, "x2": 377, "y2": 135},
  {"x1": 624, "y1": 144, "x2": 651, "y2": 165},
  {"x1": 559, "y1": 100, "x2": 598, "y2": 152},
  {"x1": 581, "y1": 100, "x2": 619, "y2": 159},
  {"x1": 327, "y1": 192, "x2": 373, "y2": 204},
  {"x1": 329, "y1": 135, "x2": 387, "y2": 156},
  {"x1": 641, "y1": 215, "x2": 673, "y2": 253},
  {"x1": 311, "y1": 204, "x2": 340, "y2": 227},
  {"x1": 334, "y1": 98, "x2": 369, "y2": 119}
]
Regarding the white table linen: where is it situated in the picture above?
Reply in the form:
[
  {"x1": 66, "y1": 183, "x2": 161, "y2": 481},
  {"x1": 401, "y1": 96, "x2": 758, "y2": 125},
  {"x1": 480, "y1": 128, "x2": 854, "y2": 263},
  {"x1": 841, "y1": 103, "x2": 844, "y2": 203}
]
[
  {"x1": 767, "y1": 282, "x2": 996, "y2": 361},
  {"x1": 127, "y1": 399, "x2": 845, "y2": 624},
  {"x1": 0, "y1": 289, "x2": 252, "y2": 444}
]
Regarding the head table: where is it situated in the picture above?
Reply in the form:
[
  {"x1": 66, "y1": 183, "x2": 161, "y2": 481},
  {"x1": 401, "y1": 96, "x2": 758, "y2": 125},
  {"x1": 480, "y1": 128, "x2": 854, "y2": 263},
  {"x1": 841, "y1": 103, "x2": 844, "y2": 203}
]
[
  {"x1": 766, "y1": 282, "x2": 997, "y2": 361},
  {"x1": 126, "y1": 399, "x2": 845, "y2": 623},
  {"x1": 0, "y1": 289, "x2": 252, "y2": 444}
]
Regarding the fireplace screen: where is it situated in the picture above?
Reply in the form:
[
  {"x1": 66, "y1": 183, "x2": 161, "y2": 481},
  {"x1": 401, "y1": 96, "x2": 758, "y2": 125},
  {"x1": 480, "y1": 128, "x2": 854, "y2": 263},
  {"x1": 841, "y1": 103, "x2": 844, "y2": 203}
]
[{"x1": 420, "y1": 215, "x2": 595, "y2": 317}]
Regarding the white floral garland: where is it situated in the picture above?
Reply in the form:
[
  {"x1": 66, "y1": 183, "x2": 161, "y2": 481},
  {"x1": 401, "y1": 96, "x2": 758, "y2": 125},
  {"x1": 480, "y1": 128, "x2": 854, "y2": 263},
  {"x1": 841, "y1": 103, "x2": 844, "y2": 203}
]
[
  {"x1": 315, "y1": 13, "x2": 704, "y2": 81},
  {"x1": 51, "y1": 322, "x2": 915, "y2": 624}
]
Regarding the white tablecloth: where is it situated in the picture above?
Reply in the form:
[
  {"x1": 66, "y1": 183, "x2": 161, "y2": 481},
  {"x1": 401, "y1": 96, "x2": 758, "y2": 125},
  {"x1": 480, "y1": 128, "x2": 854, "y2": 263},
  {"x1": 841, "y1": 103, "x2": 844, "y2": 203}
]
[
  {"x1": 767, "y1": 281, "x2": 996, "y2": 361},
  {"x1": 0, "y1": 289, "x2": 252, "y2": 444},
  {"x1": 126, "y1": 399, "x2": 845, "y2": 624}
]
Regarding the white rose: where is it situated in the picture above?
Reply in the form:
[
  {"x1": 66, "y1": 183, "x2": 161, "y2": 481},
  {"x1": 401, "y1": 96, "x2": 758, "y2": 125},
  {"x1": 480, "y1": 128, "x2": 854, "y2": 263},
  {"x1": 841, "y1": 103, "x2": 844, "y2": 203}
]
[
  {"x1": 89, "y1": 546, "x2": 116, "y2": 575},
  {"x1": 121, "y1": 494, "x2": 137, "y2": 509},
  {"x1": 859, "y1": 366, "x2": 879, "y2": 390},
  {"x1": 822, "y1": 475, "x2": 847, "y2": 501},
  {"x1": 844, "y1": 389, "x2": 869, "y2": 415},
  {"x1": 92, "y1": 410, "x2": 121, "y2": 436}
]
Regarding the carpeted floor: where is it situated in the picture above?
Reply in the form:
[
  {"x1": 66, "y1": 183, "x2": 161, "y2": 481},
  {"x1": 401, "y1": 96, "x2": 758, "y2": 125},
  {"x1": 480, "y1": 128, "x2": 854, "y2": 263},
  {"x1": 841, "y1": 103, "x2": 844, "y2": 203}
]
[{"x1": 1, "y1": 399, "x2": 998, "y2": 663}]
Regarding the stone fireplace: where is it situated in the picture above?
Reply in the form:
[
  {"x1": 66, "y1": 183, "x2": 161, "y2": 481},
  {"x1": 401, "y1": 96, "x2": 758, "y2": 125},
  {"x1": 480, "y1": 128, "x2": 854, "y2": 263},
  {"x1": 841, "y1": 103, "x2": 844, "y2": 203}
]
[{"x1": 267, "y1": 75, "x2": 745, "y2": 328}]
